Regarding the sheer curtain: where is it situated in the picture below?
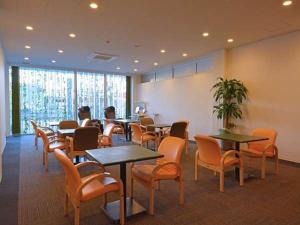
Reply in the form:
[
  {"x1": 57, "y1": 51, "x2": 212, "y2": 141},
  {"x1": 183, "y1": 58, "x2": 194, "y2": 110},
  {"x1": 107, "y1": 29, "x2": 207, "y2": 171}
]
[
  {"x1": 77, "y1": 71, "x2": 105, "y2": 119},
  {"x1": 106, "y1": 74, "x2": 127, "y2": 118},
  {"x1": 19, "y1": 67, "x2": 75, "y2": 134}
]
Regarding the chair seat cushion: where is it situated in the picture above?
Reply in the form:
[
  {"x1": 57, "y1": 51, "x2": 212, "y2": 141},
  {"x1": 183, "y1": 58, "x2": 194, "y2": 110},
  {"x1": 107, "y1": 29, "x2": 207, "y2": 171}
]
[
  {"x1": 241, "y1": 148, "x2": 274, "y2": 157},
  {"x1": 223, "y1": 156, "x2": 240, "y2": 167},
  {"x1": 132, "y1": 164, "x2": 178, "y2": 182},
  {"x1": 49, "y1": 142, "x2": 65, "y2": 151},
  {"x1": 80, "y1": 174, "x2": 119, "y2": 201}
]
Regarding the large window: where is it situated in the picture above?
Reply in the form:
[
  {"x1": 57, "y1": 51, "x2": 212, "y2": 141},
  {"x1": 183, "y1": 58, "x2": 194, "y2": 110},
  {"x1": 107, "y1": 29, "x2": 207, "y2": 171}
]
[
  {"x1": 10, "y1": 66, "x2": 129, "y2": 134},
  {"x1": 77, "y1": 71, "x2": 105, "y2": 119}
]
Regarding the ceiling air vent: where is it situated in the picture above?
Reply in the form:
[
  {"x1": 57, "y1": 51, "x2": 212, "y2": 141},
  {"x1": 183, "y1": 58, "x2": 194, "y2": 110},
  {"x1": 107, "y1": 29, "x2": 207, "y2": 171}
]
[{"x1": 88, "y1": 52, "x2": 118, "y2": 62}]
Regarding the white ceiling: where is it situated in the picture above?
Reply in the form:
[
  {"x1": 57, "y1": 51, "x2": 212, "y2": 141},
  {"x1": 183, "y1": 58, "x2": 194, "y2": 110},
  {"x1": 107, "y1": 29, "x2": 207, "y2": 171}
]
[{"x1": 0, "y1": 0, "x2": 300, "y2": 74}]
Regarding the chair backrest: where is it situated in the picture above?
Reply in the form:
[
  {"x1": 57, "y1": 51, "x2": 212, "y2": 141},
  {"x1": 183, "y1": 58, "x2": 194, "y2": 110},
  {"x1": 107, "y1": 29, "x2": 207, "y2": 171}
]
[
  {"x1": 103, "y1": 123, "x2": 116, "y2": 137},
  {"x1": 59, "y1": 120, "x2": 79, "y2": 129},
  {"x1": 73, "y1": 127, "x2": 100, "y2": 151},
  {"x1": 249, "y1": 128, "x2": 277, "y2": 153},
  {"x1": 54, "y1": 149, "x2": 82, "y2": 196},
  {"x1": 31, "y1": 120, "x2": 38, "y2": 133},
  {"x1": 158, "y1": 136, "x2": 185, "y2": 163},
  {"x1": 81, "y1": 118, "x2": 91, "y2": 127},
  {"x1": 130, "y1": 123, "x2": 143, "y2": 142},
  {"x1": 170, "y1": 121, "x2": 188, "y2": 139},
  {"x1": 140, "y1": 117, "x2": 154, "y2": 126},
  {"x1": 37, "y1": 128, "x2": 49, "y2": 146},
  {"x1": 194, "y1": 135, "x2": 222, "y2": 166},
  {"x1": 104, "y1": 106, "x2": 116, "y2": 119}
]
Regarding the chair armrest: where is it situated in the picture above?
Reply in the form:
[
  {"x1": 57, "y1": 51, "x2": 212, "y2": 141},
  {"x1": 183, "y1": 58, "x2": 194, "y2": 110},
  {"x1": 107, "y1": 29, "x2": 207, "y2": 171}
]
[
  {"x1": 152, "y1": 162, "x2": 181, "y2": 178},
  {"x1": 220, "y1": 150, "x2": 242, "y2": 169},
  {"x1": 75, "y1": 161, "x2": 106, "y2": 172},
  {"x1": 40, "y1": 126, "x2": 55, "y2": 133},
  {"x1": 263, "y1": 143, "x2": 278, "y2": 155},
  {"x1": 75, "y1": 173, "x2": 123, "y2": 200}
]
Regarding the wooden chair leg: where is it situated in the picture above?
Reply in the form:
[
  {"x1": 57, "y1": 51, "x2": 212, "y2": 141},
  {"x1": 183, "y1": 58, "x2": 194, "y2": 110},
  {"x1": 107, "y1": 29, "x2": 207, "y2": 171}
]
[
  {"x1": 130, "y1": 177, "x2": 133, "y2": 198},
  {"x1": 185, "y1": 138, "x2": 189, "y2": 154},
  {"x1": 194, "y1": 161, "x2": 198, "y2": 181},
  {"x1": 179, "y1": 177, "x2": 184, "y2": 205},
  {"x1": 261, "y1": 156, "x2": 266, "y2": 179},
  {"x1": 220, "y1": 171, "x2": 224, "y2": 192},
  {"x1": 64, "y1": 193, "x2": 69, "y2": 216},
  {"x1": 149, "y1": 183, "x2": 155, "y2": 215},
  {"x1": 75, "y1": 205, "x2": 80, "y2": 225},
  {"x1": 239, "y1": 165, "x2": 244, "y2": 186},
  {"x1": 119, "y1": 192, "x2": 125, "y2": 225},
  {"x1": 214, "y1": 171, "x2": 217, "y2": 176}
]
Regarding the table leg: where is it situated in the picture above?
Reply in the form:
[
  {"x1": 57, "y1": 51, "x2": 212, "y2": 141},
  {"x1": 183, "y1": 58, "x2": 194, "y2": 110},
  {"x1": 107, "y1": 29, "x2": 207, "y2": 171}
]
[
  {"x1": 128, "y1": 124, "x2": 132, "y2": 142},
  {"x1": 234, "y1": 142, "x2": 240, "y2": 181},
  {"x1": 124, "y1": 123, "x2": 129, "y2": 141},
  {"x1": 102, "y1": 163, "x2": 146, "y2": 222}
]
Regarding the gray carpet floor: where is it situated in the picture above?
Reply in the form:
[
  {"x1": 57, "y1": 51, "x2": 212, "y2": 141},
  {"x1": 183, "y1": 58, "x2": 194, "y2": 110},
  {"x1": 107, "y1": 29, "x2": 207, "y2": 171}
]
[{"x1": 2, "y1": 135, "x2": 300, "y2": 225}]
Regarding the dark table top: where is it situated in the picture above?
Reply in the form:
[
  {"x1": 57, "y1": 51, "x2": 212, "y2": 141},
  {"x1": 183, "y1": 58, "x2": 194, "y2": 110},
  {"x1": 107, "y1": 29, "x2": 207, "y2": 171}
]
[
  {"x1": 86, "y1": 145, "x2": 163, "y2": 166},
  {"x1": 210, "y1": 133, "x2": 269, "y2": 143},
  {"x1": 147, "y1": 124, "x2": 171, "y2": 129},
  {"x1": 57, "y1": 129, "x2": 75, "y2": 136}
]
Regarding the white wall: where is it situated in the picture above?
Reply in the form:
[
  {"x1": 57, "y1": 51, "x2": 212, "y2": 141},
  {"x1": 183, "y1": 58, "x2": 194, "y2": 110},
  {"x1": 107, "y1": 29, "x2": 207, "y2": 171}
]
[
  {"x1": 0, "y1": 40, "x2": 7, "y2": 182},
  {"x1": 136, "y1": 50, "x2": 225, "y2": 139},
  {"x1": 227, "y1": 31, "x2": 300, "y2": 163},
  {"x1": 136, "y1": 31, "x2": 300, "y2": 163}
]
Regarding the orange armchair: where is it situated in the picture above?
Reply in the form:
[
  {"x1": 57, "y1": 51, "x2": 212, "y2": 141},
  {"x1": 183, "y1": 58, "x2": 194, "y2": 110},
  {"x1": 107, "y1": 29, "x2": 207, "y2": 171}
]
[
  {"x1": 31, "y1": 120, "x2": 55, "y2": 149},
  {"x1": 130, "y1": 123, "x2": 157, "y2": 150},
  {"x1": 241, "y1": 128, "x2": 279, "y2": 179},
  {"x1": 38, "y1": 128, "x2": 65, "y2": 171},
  {"x1": 98, "y1": 123, "x2": 116, "y2": 147},
  {"x1": 54, "y1": 149, "x2": 124, "y2": 225},
  {"x1": 130, "y1": 136, "x2": 185, "y2": 215},
  {"x1": 194, "y1": 135, "x2": 244, "y2": 192}
]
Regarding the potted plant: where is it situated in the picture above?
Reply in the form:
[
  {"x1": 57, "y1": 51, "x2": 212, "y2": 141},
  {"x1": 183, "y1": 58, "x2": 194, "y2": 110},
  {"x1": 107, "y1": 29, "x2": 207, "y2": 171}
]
[{"x1": 212, "y1": 77, "x2": 248, "y2": 132}]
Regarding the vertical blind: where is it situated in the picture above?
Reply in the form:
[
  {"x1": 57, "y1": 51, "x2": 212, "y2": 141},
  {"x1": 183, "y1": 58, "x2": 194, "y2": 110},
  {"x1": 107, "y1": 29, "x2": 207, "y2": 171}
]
[{"x1": 11, "y1": 66, "x2": 129, "y2": 134}]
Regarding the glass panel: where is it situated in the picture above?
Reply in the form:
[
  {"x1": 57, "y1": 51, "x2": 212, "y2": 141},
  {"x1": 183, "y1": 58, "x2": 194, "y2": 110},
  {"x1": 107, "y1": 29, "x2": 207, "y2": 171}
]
[
  {"x1": 19, "y1": 67, "x2": 74, "y2": 134},
  {"x1": 106, "y1": 74, "x2": 127, "y2": 118},
  {"x1": 77, "y1": 71, "x2": 105, "y2": 119}
]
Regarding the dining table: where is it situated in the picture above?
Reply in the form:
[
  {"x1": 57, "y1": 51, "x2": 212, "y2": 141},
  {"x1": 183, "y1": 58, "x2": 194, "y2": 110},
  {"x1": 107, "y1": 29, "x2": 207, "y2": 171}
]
[
  {"x1": 57, "y1": 128, "x2": 76, "y2": 137},
  {"x1": 86, "y1": 145, "x2": 163, "y2": 222},
  {"x1": 210, "y1": 132, "x2": 269, "y2": 180},
  {"x1": 147, "y1": 124, "x2": 171, "y2": 143},
  {"x1": 113, "y1": 119, "x2": 139, "y2": 141}
]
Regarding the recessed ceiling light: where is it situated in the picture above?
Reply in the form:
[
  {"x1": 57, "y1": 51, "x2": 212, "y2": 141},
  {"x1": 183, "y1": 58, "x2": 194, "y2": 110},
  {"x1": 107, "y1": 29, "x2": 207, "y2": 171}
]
[
  {"x1": 182, "y1": 53, "x2": 188, "y2": 57},
  {"x1": 69, "y1": 33, "x2": 76, "y2": 38},
  {"x1": 227, "y1": 38, "x2": 234, "y2": 43},
  {"x1": 26, "y1": 26, "x2": 33, "y2": 31},
  {"x1": 202, "y1": 32, "x2": 209, "y2": 37},
  {"x1": 58, "y1": 49, "x2": 64, "y2": 53},
  {"x1": 160, "y1": 49, "x2": 166, "y2": 53},
  {"x1": 134, "y1": 69, "x2": 138, "y2": 72},
  {"x1": 89, "y1": 2, "x2": 98, "y2": 9},
  {"x1": 116, "y1": 66, "x2": 121, "y2": 70},
  {"x1": 52, "y1": 60, "x2": 56, "y2": 63},
  {"x1": 134, "y1": 59, "x2": 139, "y2": 63},
  {"x1": 154, "y1": 62, "x2": 158, "y2": 66},
  {"x1": 25, "y1": 45, "x2": 31, "y2": 49},
  {"x1": 282, "y1": 0, "x2": 292, "y2": 6},
  {"x1": 24, "y1": 57, "x2": 29, "y2": 60}
]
